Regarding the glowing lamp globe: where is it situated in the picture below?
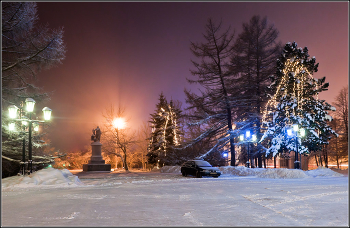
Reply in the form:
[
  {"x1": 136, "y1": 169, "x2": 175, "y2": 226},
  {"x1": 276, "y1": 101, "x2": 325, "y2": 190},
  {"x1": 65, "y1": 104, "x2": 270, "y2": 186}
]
[
  {"x1": 8, "y1": 105, "x2": 19, "y2": 119},
  {"x1": 113, "y1": 118, "x2": 126, "y2": 129},
  {"x1": 252, "y1": 134, "x2": 257, "y2": 142},
  {"x1": 21, "y1": 116, "x2": 29, "y2": 126},
  {"x1": 34, "y1": 124, "x2": 39, "y2": 132},
  {"x1": 42, "y1": 107, "x2": 52, "y2": 121},
  {"x1": 25, "y1": 98, "x2": 36, "y2": 112},
  {"x1": 287, "y1": 129, "x2": 293, "y2": 136},
  {"x1": 246, "y1": 130, "x2": 251, "y2": 138},
  {"x1": 9, "y1": 122, "x2": 16, "y2": 131},
  {"x1": 239, "y1": 134, "x2": 244, "y2": 141},
  {"x1": 300, "y1": 128, "x2": 305, "y2": 137},
  {"x1": 293, "y1": 124, "x2": 299, "y2": 132}
]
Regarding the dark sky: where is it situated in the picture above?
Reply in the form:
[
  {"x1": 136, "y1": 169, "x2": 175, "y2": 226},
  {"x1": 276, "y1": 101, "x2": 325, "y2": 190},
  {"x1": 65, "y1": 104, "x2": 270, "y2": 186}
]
[{"x1": 35, "y1": 2, "x2": 349, "y2": 152}]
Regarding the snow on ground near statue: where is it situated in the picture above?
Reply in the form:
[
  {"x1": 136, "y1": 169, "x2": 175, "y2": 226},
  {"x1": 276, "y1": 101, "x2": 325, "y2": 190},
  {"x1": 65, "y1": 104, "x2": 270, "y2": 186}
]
[
  {"x1": 1, "y1": 167, "x2": 83, "y2": 190},
  {"x1": 161, "y1": 165, "x2": 345, "y2": 178},
  {"x1": 2, "y1": 166, "x2": 348, "y2": 226}
]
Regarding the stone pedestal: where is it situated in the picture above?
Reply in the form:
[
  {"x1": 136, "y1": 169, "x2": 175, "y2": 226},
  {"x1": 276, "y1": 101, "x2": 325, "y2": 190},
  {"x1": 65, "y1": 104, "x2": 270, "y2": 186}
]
[{"x1": 83, "y1": 141, "x2": 111, "y2": 172}]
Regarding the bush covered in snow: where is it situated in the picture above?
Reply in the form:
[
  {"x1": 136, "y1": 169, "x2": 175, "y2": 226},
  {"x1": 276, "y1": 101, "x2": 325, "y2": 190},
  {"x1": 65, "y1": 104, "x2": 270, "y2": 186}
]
[{"x1": 2, "y1": 167, "x2": 83, "y2": 189}]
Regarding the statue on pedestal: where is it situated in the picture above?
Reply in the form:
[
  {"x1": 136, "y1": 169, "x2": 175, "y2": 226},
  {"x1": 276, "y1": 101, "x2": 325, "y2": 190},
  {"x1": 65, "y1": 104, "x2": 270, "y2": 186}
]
[
  {"x1": 91, "y1": 126, "x2": 101, "y2": 142},
  {"x1": 84, "y1": 126, "x2": 111, "y2": 172}
]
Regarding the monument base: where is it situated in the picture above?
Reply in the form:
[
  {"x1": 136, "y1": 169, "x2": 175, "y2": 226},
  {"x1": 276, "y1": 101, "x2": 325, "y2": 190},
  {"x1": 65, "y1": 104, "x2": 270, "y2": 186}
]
[
  {"x1": 83, "y1": 163, "x2": 111, "y2": 172},
  {"x1": 83, "y1": 130, "x2": 111, "y2": 172}
]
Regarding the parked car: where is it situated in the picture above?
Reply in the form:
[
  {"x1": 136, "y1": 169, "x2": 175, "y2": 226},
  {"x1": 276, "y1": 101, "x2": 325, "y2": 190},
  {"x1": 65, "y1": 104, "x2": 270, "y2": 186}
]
[{"x1": 181, "y1": 160, "x2": 221, "y2": 178}]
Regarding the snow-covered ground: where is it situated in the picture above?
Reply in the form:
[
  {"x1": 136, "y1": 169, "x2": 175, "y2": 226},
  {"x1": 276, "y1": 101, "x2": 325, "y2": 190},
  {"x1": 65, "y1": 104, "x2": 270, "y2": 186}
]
[{"x1": 2, "y1": 166, "x2": 348, "y2": 226}]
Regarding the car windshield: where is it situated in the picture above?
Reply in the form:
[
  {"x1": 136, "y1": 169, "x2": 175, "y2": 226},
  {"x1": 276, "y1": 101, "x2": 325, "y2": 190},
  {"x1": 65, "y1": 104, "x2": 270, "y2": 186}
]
[{"x1": 194, "y1": 160, "x2": 212, "y2": 167}]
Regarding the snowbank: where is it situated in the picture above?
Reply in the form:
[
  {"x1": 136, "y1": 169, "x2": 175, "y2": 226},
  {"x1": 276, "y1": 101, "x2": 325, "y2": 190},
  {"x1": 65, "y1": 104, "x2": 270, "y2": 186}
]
[
  {"x1": 305, "y1": 166, "x2": 344, "y2": 177},
  {"x1": 220, "y1": 166, "x2": 309, "y2": 179},
  {"x1": 2, "y1": 167, "x2": 83, "y2": 189},
  {"x1": 219, "y1": 166, "x2": 260, "y2": 176},
  {"x1": 161, "y1": 165, "x2": 344, "y2": 179},
  {"x1": 257, "y1": 168, "x2": 308, "y2": 179},
  {"x1": 160, "y1": 166, "x2": 181, "y2": 173}
]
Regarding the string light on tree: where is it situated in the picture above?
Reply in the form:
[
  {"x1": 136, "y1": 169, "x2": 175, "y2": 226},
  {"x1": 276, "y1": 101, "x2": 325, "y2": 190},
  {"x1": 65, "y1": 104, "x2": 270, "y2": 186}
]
[{"x1": 260, "y1": 41, "x2": 337, "y2": 159}]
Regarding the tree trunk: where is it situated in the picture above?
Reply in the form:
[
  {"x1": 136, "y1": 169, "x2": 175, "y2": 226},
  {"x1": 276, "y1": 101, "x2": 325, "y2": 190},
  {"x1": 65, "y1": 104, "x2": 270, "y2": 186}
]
[
  {"x1": 263, "y1": 156, "x2": 266, "y2": 168},
  {"x1": 123, "y1": 149, "x2": 128, "y2": 171}
]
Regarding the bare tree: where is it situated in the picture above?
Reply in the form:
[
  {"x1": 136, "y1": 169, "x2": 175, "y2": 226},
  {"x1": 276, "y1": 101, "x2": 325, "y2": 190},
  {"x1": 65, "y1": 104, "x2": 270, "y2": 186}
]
[
  {"x1": 2, "y1": 2, "x2": 66, "y2": 105},
  {"x1": 136, "y1": 121, "x2": 151, "y2": 170},
  {"x1": 2, "y1": 2, "x2": 66, "y2": 177},
  {"x1": 102, "y1": 105, "x2": 137, "y2": 171},
  {"x1": 329, "y1": 86, "x2": 349, "y2": 168},
  {"x1": 332, "y1": 86, "x2": 348, "y2": 141}
]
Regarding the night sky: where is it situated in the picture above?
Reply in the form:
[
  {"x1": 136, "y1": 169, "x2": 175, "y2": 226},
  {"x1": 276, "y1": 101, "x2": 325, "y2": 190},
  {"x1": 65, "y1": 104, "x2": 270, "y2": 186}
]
[{"x1": 35, "y1": 2, "x2": 348, "y2": 152}]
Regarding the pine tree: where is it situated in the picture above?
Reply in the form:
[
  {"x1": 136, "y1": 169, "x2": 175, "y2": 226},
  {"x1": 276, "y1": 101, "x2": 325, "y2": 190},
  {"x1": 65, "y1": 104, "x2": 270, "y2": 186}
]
[
  {"x1": 147, "y1": 93, "x2": 182, "y2": 166},
  {"x1": 184, "y1": 18, "x2": 236, "y2": 163},
  {"x1": 260, "y1": 42, "x2": 337, "y2": 157},
  {"x1": 229, "y1": 15, "x2": 282, "y2": 167}
]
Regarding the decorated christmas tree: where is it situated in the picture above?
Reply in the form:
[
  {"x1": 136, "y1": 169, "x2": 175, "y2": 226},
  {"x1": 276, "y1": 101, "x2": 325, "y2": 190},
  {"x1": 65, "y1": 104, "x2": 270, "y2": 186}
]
[
  {"x1": 147, "y1": 93, "x2": 182, "y2": 167},
  {"x1": 260, "y1": 42, "x2": 337, "y2": 157}
]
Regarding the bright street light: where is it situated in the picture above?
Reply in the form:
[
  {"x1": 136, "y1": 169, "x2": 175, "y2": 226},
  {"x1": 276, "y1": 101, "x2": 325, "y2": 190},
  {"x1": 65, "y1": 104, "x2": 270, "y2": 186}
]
[
  {"x1": 8, "y1": 105, "x2": 19, "y2": 118},
  {"x1": 9, "y1": 122, "x2": 15, "y2": 131},
  {"x1": 287, "y1": 124, "x2": 305, "y2": 169},
  {"x1": 42, "y1": 107, "x2": 52, "y2": 121},
  {"x1": 113, "y1": 117, "x2": 126, "y2": 130},
  {"x1": 8, "y1": 98, "x2": 52, "y2": 174},
  {"x1": 240, "y1": 130, "x2": 256, "y2": 168},
  {"x1": 25, "y1": 98, "x2": 36, "y2": 112}
]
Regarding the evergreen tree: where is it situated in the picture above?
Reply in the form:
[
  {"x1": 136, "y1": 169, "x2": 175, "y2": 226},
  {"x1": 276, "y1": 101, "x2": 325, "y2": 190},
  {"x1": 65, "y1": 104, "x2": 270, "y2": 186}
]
[
  {"x1": 184, "y1": 18, "x2": 236, "y2": 163},
  {"x1": 229, "y1": 15, "x2": 282, "y2": 167},
  {"x1": 147, "y1": 93, "x2": 182, "y2": 166},
  {"x1": 260, "y1": 42, "x2": 337, "y2": 157}
]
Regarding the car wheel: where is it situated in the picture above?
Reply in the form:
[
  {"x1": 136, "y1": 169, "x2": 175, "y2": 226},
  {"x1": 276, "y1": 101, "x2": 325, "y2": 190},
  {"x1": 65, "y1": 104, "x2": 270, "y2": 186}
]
[
  {"x1": 196, "y1": 171, "x2": 202, "y2": 178},
  {"x1": 182, "y1": 171, "x2": 187, "y2": 177},
  {"x1": 213, "y1": 176, "x2": 219, "y2": 178}
]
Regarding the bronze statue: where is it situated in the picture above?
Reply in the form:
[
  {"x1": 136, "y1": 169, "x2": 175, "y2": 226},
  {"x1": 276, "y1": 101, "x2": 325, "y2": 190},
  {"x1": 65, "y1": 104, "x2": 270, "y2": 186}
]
[{"x1": 91, "y1": 126, "x2": 101, "y2": 142}]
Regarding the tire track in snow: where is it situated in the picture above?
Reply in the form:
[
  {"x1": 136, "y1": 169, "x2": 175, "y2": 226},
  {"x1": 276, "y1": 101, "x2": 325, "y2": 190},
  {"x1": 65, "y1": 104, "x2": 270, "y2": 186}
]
[{"x1": 242, "y1": 195, "x2": 303, "y2": 226}]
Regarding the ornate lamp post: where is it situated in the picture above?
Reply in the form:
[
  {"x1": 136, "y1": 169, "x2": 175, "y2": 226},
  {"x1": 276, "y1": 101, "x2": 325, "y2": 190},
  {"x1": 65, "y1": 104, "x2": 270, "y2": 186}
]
[
  {"x1": 240, "y1": 130, "x2": 257, "y2": 168},
  {"x1": 287, "y1": 124, "x2": 305, "y2": 169},
  {"x1": 8, "y1": 98, "x2": 52, "y2": 174}
]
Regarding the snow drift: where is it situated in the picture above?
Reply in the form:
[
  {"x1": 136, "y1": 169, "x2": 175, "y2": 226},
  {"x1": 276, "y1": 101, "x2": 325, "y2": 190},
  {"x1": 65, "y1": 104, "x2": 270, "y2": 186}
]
[
  {"x1": 2, "y1": 167, "x2": 83, "y2": 189},
  {"x1": 160, "y1": 165, "x2": 344, "y2": 179}
]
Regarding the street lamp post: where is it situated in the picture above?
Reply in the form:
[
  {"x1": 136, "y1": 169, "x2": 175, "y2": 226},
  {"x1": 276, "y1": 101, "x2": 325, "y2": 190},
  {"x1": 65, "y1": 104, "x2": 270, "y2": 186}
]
[
  {"x1": 240, "y1": 130, "x2": 257, "y2": 168},
  {"x1": 287, "y1": 124, "x2": 305, "y2": 169},
  {"x1": 113, "y1": 117, "x2": 126, "y2": 170},
  {"x1": 222, "y1": 152, "x2": 228, "y2": 166},
  {"x1": 8, "y1": 98, "x2": 52, "y2": 174}
]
